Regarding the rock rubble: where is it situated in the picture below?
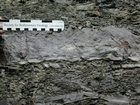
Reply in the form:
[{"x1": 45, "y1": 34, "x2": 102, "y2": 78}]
[{"x1": 0, "y1": 60, "x2": 140, "y2": 104}]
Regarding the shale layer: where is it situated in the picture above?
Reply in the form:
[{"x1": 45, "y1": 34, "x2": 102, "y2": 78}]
[{"x1": 0, "y1": 0, "x2": 140, "y2": 105}]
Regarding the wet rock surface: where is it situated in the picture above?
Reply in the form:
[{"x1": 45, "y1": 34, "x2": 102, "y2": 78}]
[{"x1": 0, "y1": 0, "x2": 140, "y2": 105}]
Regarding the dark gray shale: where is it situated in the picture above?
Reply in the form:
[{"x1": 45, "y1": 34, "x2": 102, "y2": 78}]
[
  {"x1": 0, "y1": 0, "x2": 139, "y2": 35},
  {"x1": 0, "y1": 60, "x2": 140, "y2": 104},
  {"x1": 0, "y1": 27, "x2": 140, "y2": 105},
  {"x1": 0, "y1": 0, "x2": 140, "y2": 104}
]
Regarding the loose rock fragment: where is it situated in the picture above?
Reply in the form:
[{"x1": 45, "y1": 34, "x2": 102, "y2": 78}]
[
  {"x1": 49, "y1": 63, "x2": 61, "y2": 68},
  {"x1": 104, "y1": 95, "x2": 129, "y2": 105},
  {"x1": 76, "y1": 3, "x2": 96, "y2": 11},
  {"x1": 121, "y1": 64, "x2": 140, "y2": 68}
]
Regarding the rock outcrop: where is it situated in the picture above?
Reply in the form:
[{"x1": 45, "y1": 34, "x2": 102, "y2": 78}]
[
  {"x1": 2, "y1": 26, "x2": 140, "y2": 64},
  {"x1": 0, "y1": 0, "x2": 140, "y2": 104}
]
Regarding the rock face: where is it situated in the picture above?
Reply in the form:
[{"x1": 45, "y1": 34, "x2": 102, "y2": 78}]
[
  {"x1": 2, "y1": 26, "x2": 140, "y2": 64},
  {"x1": 0, "y1": 0, "x2": 140, "y2": 104},
  {"x1": 0, "y1": 27, "x2": 140, "y2": 105},
  {"x1": 0, "y1": 58, "x2": 140, "y2": 104}
]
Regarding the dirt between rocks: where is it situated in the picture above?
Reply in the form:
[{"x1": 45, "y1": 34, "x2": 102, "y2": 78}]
[{"x1": 0, "y1": 0, "x2": 140, "y2": 105}]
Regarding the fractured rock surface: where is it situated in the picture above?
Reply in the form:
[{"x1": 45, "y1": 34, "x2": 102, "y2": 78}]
[
  {"x1": 0, "y1": 0, "x2": 140, "y2": 104},
  {"x1": 2, "y1": 26, "x2": 140, "y2": 64},
  {"x1": 1, "y1": 29, "x2": 140, "y2": 104}
]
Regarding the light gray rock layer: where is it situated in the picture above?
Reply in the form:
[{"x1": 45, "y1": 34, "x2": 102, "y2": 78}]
[{"x1": 2, "y1": 26, "x2": 140, "y2": 63}]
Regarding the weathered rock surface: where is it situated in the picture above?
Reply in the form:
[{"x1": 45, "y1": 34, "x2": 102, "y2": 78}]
[
  {"x1": 104, "y1": 95, "x2": 129, "y2": 105},
  {"x1": 0, "y1": 0, "x2": 139, "y2": 35},
  {"x1": 2, "y1": 26, "x2": 140, "y2": 64},
  {"x1": 0, "y1": 59, "x2": 140, "y2": 104},
  {"x1": 1, "y1": 26, "x2": 140, "y2": 104},
  {"x1": 0, "y1": 0, "x2": 140, "y2": 105}
]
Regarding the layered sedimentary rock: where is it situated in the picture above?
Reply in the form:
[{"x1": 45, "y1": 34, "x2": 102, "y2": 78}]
[
  {"x1": 2, "y1": 26, "x2": 140, "y2": 64},
  {"x1": 0, "y1": 0, "x2": 140, "y2": 104},
  {"x1": 0, "y1": 27, "x2": 140, "y2": 105}
]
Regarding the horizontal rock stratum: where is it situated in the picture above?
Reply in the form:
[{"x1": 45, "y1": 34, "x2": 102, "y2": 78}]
[{"x1": 2, "y1": 26, "x2": 140, "y2": 64}]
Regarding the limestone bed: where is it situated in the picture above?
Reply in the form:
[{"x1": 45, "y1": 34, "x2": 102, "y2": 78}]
[
  {"x1": 2, "y1": 26, "x2": 140, "y2": 63},
  {"x1": 0, "y1": 0, "x2": 140, "y2": 105},
  {"x1": 0, "y1": 26, "x2": 140, "y2": 105}
]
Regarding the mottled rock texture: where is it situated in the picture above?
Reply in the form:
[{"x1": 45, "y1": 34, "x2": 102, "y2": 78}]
[
  {"x1": 0, "y1": 60, "x2": 140, "y2": 104},
  {"x1": 0, "y1": 0, "x2": 140, "y2": 104},
  {"x1": 0, "y1": 27, "x2": 140, "y2": 105}
]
